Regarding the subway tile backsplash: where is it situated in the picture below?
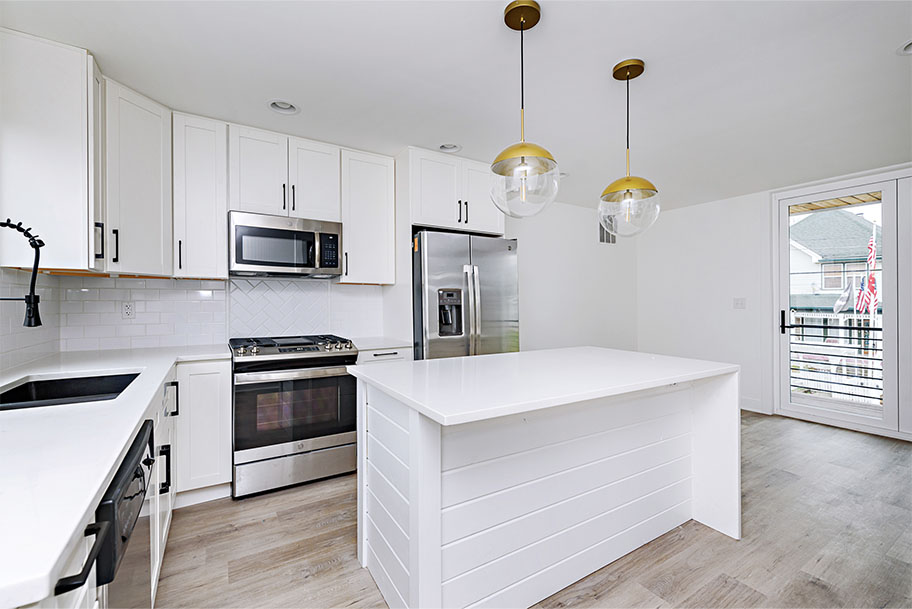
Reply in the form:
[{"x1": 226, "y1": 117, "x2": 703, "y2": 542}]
[
  {"x1": 56, "y1": 276, "x2": 228, "y2": 350},
  {"x1": 0, "y1": 271, "x2": 386, "y2": 372}
]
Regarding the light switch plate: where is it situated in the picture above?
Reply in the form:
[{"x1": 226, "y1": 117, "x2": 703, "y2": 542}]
[{"x1": 733, "y1": 297, "x2": 747, "y2": 310}]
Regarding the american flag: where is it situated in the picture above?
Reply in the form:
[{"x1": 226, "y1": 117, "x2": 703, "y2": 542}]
[
  {"x1": 856, "y1": 273, "x2": 878, "y2": 315},
  {"x1": 867, "y1": 224, "x2": 877, "y2": 268}
]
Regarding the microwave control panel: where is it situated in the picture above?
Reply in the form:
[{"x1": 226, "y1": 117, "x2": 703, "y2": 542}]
[{"x1": 320, "y1": 234, "x2": 339, "y2": 268}]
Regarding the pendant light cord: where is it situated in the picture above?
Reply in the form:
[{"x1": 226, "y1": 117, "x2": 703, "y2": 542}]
[
  {"x1": 625, "y1": 76, "x2": 630, "y2": 177},
  {"x1": 520, "y1": 18, "x2": 525, "y2": 141}
]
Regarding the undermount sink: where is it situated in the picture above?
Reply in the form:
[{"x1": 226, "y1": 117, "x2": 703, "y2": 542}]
[{"x1": 0, "y1": 373, "x2": 139, "y2": 412}]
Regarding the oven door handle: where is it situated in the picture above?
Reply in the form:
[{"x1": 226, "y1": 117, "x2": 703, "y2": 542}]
[{"x1": 233, "y1": 366, "x2": 350, "y2": 385}]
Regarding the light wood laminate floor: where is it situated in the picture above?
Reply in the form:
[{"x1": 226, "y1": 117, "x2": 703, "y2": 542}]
[{"x1": 156, "y1": 413, "x2": 912, "y2": 608}]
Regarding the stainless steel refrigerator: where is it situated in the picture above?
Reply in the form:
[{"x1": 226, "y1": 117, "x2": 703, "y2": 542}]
[{"x1": 413, "y1": 230, "x2": 519, "y2": 360}]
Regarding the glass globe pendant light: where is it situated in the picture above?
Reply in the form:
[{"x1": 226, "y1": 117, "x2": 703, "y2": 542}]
[
  {"x1": 598, "y1": 59, "x2": 660, "y2": 238},
  {"x1": 491, "y1": 0, "x2": 560, "y2": 218}
]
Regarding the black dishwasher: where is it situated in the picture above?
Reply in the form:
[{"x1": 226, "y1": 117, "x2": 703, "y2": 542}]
[{"x1": 96, "y1": 420, "x2": 155, "y2": 608}]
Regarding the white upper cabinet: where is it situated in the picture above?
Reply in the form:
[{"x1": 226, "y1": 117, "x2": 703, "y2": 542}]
[
  {"x1": 461, "y1": 159, "x2": 504, "y2": 235},
  {"x1": 173, "y1": 113, "x2": 228, "y2": 279},
  {"x1": 105, "y1": 78, "x2": 172, "y2": 276},
  {"x1": 404, "y1": 147, "x2": 504, "y2": 235},
  {"x1": 411, "y1": 148, "x2": 462, "y2": 230},
  {"x1": 288, "y1": 137, "x2": 341, "y2": 221},
  {"x1": 228, "y1": 125, "x2": 288, "y2": 215},
  {"x1": 340, "y1": 149, "x2": 395, "y2": 284},
  {"x1": 0, "y1": 28, "x2": 104, "y2": 270}
]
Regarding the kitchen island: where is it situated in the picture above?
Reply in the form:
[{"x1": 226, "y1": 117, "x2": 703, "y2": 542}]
[{"x1": 347, "y1": 346, "x2": 741, "y2": 609}]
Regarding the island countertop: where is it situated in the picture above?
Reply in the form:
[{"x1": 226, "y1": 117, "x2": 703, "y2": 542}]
[{"x1": 347, "y1": 346, "x2": 740, "y2": 426}]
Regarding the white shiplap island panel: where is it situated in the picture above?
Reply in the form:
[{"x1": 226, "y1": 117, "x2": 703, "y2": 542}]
[{"x1": 348, "y1": 347, "x2": 741, "y2": 609}]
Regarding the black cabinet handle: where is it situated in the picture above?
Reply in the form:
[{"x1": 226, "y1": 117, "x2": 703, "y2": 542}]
[
  {"x1": 166, "y1": 380, "x2": 179, "y2": 416},
  {"x1": 178, "y1": 240, "x2": 182, "y2": 270},
  {"x1": 159, "y1": 444, "x2": 172, "y2": 495},
  {"x1": 292, "y1": 184, "x2": 296, "y2": 211},
  {"x1": 373, "y1": 351, "x2": 400, "y2": 357},
  {"x1": 458, "y1": 200, "x2": 462, "y2": 223},
  {"x1": 465, "y1": 200, "x2": 469, "y2": 223},
  {"x1": 54, "y1": 521, "x2": 111, "y2": 596},
  {"x1": 282, "y1": 183, "x2": 287, "y2": 210},
  {"x1": 112, "y1": 229, "x2": 119, "y2": 263},
  {"x1": 94, "y1": 222, "x2": 104, "y2": 259},
  {"x1": 344, "y1": 252, "x2": 349, "y2": 276}
]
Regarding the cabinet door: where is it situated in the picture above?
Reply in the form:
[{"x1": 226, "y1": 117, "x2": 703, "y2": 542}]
[
  {"x1": 228, "y1": 125, "x2": 288, "y2": 215},
  {"x1": 173, "y1": 114, "x2": 228, "y2": 278},
  {"x1": 105, "y1": 79, "x2": 172, "y2": 275},
  {"x1": 461, "y1": 159, "x2": 504, "y2": 235},
  {"x1": 340, "y1": 150, "x2": 395, "y2": 284},
  {"x1": 288, "y1": 137, "x2": 341, "y2": 221},
  {"x1": 0, "y1": 29, "x2": 93, "y2": 270},
  {"x1": 175, "y1": 360, "x2": 232, "y2": 492},
  {"x1": 87, "y1": 57, "x2": 105, "y2": 271},
  {"x1": 410, "y1": 149, "x2": 462, "y2": 230}
]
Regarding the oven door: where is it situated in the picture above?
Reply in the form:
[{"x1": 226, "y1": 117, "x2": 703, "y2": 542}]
[{"x1": 233, "y1": 366, "x2": 356, "y2": 463}]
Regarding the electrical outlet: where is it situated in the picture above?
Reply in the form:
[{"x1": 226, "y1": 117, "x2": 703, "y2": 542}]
[
  {"x1": 733, "y1": 297, "x2": 747, "y2": 310},
  {"x1": 122, "y1": 301, "x2": 135, "y2": 319}
]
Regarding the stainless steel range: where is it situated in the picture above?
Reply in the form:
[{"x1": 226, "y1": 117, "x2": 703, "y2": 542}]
[{"x1": 230, "y1": 334, "x2": 358, "y2": 498}]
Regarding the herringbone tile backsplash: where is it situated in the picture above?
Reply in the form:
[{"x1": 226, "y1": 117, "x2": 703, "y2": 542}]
[{"x1": 229, "y1": 279, "x2": 383, "y2": 338}]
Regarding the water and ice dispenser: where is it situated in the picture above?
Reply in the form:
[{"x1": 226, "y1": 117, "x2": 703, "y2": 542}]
[{"x1": 437, "y1": 289, "x2": 463, "y2": 336}]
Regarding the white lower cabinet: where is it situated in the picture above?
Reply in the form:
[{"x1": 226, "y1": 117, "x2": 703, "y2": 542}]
[
  {"x1": 151, "y1": 368, "x2": 178, "y2": 602},
  {"x1": 356, "y1": 346, "x2": 413, "y2": 365},
  {"x1": 174, "y1": 360, "x2": 232, "y2": 492},
  {"x1": 25, "y1": 515, "x2": 99, "y2": 609}
]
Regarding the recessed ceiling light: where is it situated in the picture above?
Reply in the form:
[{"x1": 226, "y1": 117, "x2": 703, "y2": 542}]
[
  {"x1": 439, "y1": 143, "x2": 462, "y2": 153},
  {"x1": 899, "y1": 40, "x2": 912, "y2": 56},
  {"x1": 268, "y1": 99, "x2": 299, "y2": 115},
  {"x1": 559, "y1": 172, "x2": 569, "y2": 178}
]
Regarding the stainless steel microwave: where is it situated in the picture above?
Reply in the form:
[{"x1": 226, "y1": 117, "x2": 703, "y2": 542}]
[{"x1": 229, "y1": 211, "x2": 342, "y2": 278}]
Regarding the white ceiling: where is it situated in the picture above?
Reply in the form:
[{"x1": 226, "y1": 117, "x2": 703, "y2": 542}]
[{"x1": 1, "y1": 1, "x2": 910, "y2": 210}]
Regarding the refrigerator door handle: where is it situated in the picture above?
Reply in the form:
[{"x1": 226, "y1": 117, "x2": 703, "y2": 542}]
[
  {"x1": 464, "y1": 264, "x2": 477, "y2": 355},
  {"x1": 472, "y1": 264, "x2": 481, "y2": 355}
]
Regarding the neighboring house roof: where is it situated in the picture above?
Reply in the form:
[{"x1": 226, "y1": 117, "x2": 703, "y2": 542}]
[
  {"x1": 790, "y1": 293, "x2": 881, "y2": 312},
  {"x1": 790, "y1": 209, "x2": 882, "y2": 262}
]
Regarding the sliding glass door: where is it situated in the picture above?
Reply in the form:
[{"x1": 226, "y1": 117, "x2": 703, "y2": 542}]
[{"x1": 777, "y1": 180, "x2": 898, "y2": 431}]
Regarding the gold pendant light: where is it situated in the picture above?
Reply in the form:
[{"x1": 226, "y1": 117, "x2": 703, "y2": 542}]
[
  {"x1": 598, "y1": 58, "x2": 660, "y2": 237},
  {"x1": 490, "y1": 0, "x2": 560, "y2": 218}
]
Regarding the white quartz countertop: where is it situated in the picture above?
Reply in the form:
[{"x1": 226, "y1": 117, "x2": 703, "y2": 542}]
[
  {"x1": 347, "y1": 346, "x2": 740, "y2": 426},
  {"x1": 0, "y1": 345, "x2": 230, "y2": 608},
  {"x1": 351, "y1": 336, "x2": 412, "y2": 351}
]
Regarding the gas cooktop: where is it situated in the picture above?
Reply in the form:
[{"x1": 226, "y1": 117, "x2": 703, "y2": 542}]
[{"x1": 229, "y1": 334, "x2": 356, "y2": 359}]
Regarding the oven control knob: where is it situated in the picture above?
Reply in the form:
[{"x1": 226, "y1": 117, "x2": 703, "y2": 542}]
[
  {"x1": 236, "y1": 346, "x2": 247, "y2": 355},
  {"x1": 322, "y1": 342, "x2": 332, "y2": 351},
  {"x1": 250, "y1": 346, "x2": 260, "y2": 354},
  {"x1": 344, "y1": 341, "x2": 353, "y2": 350}
]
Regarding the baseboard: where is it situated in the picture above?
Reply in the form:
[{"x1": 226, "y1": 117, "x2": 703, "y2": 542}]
[
  {"x1": 739, "y1": 396, "x2": 770, "y2": 414},
  {"x1": 175, "y1": 483, "x2": 231, "y2": 509},
  {"x1": 774, "y1": 411, "x2": 912, "y2": 442}
]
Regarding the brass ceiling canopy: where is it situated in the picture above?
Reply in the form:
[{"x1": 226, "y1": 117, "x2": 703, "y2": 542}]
[
  {"x1": 612, "y1": 58, "x2": 645, "y2": 81},
  {"x1": 504, "y1": 0, "x2": 541, "y2": 31}
]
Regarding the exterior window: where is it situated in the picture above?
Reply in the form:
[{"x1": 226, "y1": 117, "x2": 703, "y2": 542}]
[
  {"x1": 845, "y1": 262, "x2": 867, "y2": 291},
  {"x1": 822, "y1": 263, "x2": 843, "y2": 289}
]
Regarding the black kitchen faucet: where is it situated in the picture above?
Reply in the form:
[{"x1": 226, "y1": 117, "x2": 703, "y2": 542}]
[{"x1": 0, "y1": 218, "x2": 45, "y2": 327}]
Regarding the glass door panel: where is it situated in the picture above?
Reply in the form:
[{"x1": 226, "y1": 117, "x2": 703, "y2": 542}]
[{"x1": 778, "y1": 181, "x2": 898, "y2": 430}]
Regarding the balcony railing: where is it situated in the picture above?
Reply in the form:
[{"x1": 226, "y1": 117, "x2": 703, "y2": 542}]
[{"x1": 789, "y1": 322, "x2": 883, "y2": 406}]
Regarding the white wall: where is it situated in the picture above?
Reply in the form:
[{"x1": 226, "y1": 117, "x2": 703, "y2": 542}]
[
  {"x1": 0, "y1": 268, "x2": 60, "y2": 371},
  {"x1": 505, "y1": 202, "x2": 639, "y2": 351},
  {"x1": 635, "y1": 192, "x2": 773, "y2": 413}
]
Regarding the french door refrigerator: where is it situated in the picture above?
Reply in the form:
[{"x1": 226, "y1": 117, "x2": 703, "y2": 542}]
[{"x1": 413, "y1": 230, "x2": 519, "y2": 360}]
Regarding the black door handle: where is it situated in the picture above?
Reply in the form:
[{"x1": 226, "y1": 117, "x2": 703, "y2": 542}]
[
  {"x1": 54, "y1": 521, "x2": 111, "y2": 596},
  {"x1": 464, "y1": 200, "x2": 469, "y2": 223},
  {"x1": 112, "y1": 229, "x2": 119, "y2": 263},
  {"x1": 780, "y1": 310, "x2": 795, "y2": 334},
  {"x1": 166, "y1": 380, "x2": 179, "y2": 416},
  {"x1": 292, "y1": 184, "x2": 296, "y2": 211},
  {"x1": 458, "y1": 200, "x2": 462, "y2": 223},
  {"x1": 282, "y1": 183, "x2": 287, "y2": 210},
  {"x1": 94, "y1": 222, "x2": 104, "y2": 259},
  {"x1": 159, "y1": 444, "x2": 172, "y2": 495}
]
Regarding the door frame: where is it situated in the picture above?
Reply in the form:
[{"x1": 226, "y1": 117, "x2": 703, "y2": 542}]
[{"x1": 769, "y1": 163, "x2": 912, "y2": 440}]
